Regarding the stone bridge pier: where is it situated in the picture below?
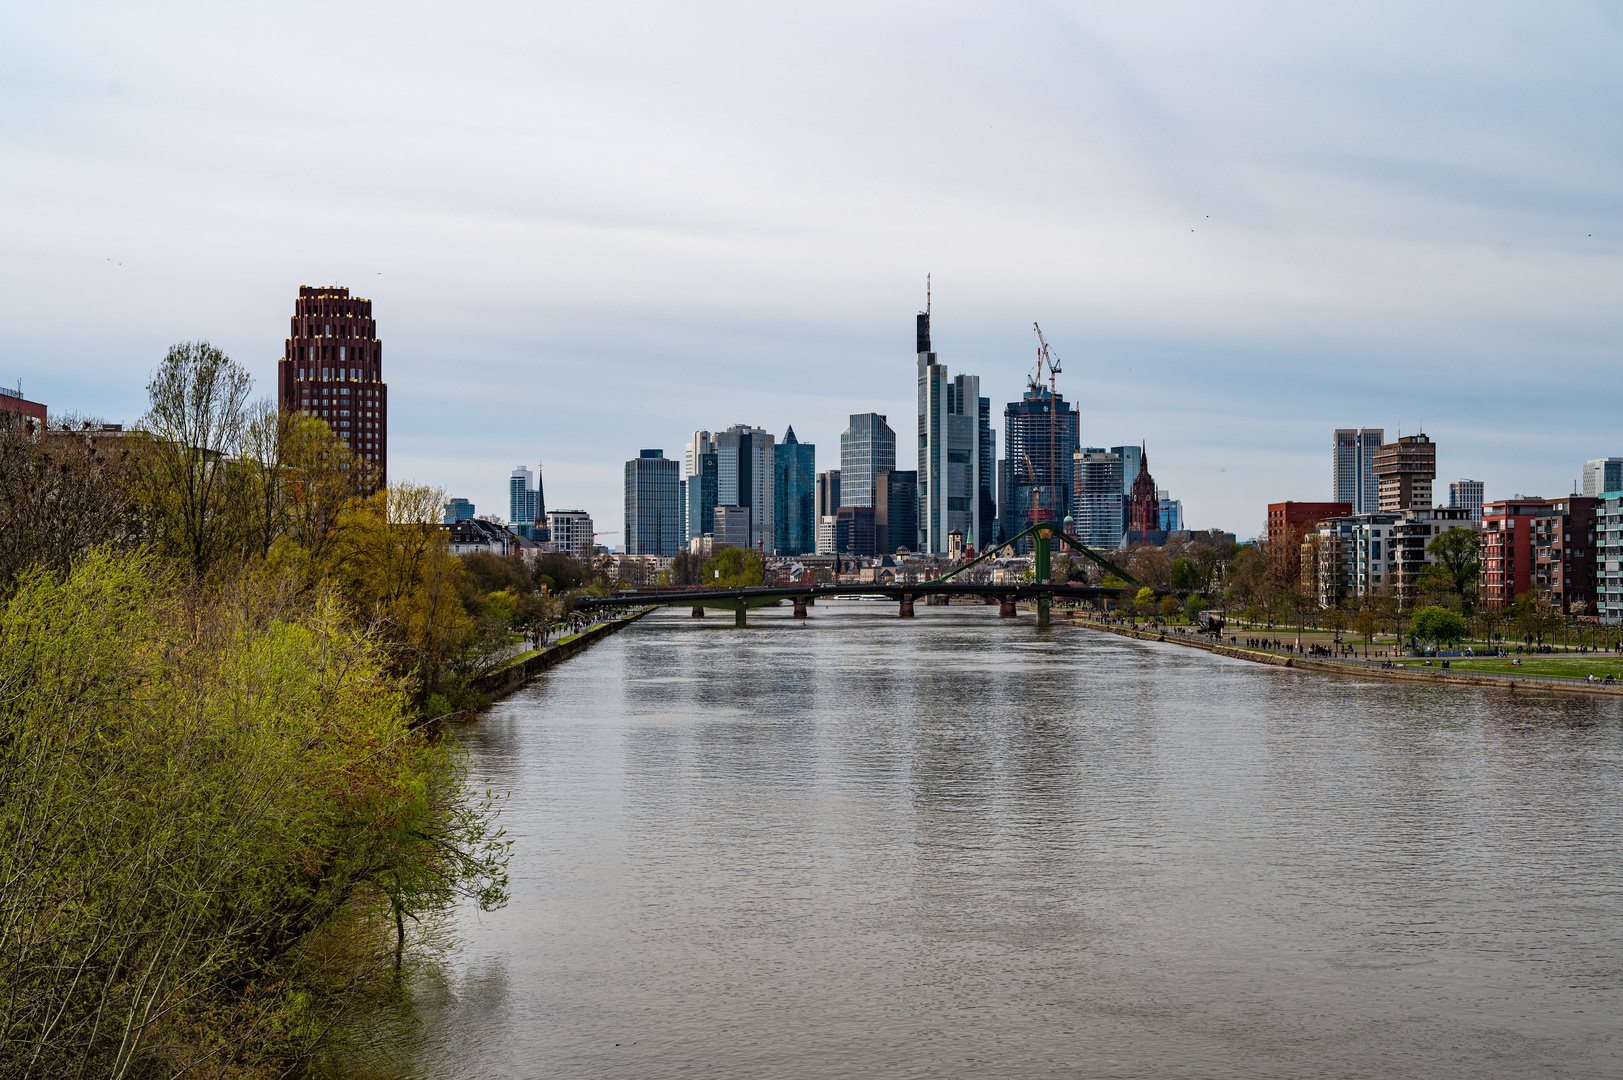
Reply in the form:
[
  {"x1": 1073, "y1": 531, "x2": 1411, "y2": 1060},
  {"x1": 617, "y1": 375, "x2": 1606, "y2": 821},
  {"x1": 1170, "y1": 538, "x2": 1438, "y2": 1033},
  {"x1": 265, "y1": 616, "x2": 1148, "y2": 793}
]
[{"x1": 898, "y1": 594, "x2": 915, "y2": 618}]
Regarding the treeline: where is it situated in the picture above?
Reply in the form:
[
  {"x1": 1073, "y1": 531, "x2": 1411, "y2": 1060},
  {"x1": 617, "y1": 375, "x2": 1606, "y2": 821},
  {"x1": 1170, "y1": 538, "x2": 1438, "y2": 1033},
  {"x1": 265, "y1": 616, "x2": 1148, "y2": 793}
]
[{"x1": 0, "y1": 343, "x2": 521, "y2": 1077}]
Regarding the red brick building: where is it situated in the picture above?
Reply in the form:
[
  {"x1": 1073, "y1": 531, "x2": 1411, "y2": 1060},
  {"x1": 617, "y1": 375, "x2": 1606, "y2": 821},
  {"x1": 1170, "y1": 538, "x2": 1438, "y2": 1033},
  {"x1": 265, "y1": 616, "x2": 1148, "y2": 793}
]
[
  {"x1": 277, "y1": 286, "x2": 387, "y2": 489},
  {"x1": 1480, "y1": 498, "x2": 1548, "y2": 610},
  {"x1": 1267, "y1": 501, "x2": 1352, "y2": 547},
  {"x1": 0, "y1": 385, "x2": 47, "y2": 431}
]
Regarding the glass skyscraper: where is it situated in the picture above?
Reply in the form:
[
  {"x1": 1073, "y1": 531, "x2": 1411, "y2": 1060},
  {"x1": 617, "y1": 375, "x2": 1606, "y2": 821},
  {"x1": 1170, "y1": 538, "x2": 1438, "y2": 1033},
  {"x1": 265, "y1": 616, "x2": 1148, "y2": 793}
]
[
  {"x1": 1334, "y1": 428, "x2": 1384, "y2": 513},
  {"x1": 774, "y1": 426, "x2": 816, "y2": 555},
  {"x1": 839, "y1": 413, "x2": 895, "y2": 510},
  {"x1": 624, "y1": 449, "x2": 681, "y2": 556}
]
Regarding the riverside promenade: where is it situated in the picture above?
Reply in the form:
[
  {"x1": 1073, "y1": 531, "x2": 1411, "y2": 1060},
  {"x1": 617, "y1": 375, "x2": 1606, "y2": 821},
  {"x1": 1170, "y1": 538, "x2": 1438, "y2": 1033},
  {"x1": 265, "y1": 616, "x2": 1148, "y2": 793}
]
[
  {"x1": 1072, "y1": 614, "x2": 1623, "y2": 698},
  {"x1": 472, "y1": 606, "x2": 655, "y2": 705}
]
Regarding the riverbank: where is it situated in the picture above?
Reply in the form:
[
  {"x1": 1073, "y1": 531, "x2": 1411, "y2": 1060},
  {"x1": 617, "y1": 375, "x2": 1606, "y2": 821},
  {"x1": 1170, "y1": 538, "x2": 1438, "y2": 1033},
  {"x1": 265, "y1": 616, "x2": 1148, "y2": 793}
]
[
  {"x1": 1071, "y1": 615, "x2": 1623, "y2": 697},
  {"x1": 471, "y1": 607, "x2": 655, "y2": 704}
]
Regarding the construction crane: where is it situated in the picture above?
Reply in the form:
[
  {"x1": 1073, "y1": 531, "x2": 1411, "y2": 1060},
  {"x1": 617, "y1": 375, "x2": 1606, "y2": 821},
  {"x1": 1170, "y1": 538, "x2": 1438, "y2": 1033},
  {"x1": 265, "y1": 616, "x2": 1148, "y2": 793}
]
[{"x1": 1029, "y1": 323, "x2": 1064, "y2": 527}]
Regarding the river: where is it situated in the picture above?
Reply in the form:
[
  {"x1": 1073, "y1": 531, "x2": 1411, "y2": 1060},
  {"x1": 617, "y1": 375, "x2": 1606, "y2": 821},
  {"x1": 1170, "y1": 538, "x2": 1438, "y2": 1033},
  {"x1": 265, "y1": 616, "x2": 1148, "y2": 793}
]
[{"x1": 405, "y1": 601, "x2": 1623, "y2": 1079}]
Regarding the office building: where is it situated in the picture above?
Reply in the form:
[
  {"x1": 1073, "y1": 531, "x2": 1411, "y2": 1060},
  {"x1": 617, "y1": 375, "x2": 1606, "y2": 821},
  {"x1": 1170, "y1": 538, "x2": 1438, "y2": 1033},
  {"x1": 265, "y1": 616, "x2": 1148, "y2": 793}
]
[
  {"x1": 1005, "y1": 385, "x2": 1079, "y2": 547},
  {"x1": 774, "y1": 426, "x2": 816, "y2": 556},
  {"x1": 1583, "y1": 459, "x2": 1623, "y2": 499},
  {"x1": 816, "y1": 515, "x2": 838, "y2": 555},
  {"x1": 918, "y1": 297, "x2": 994, "y2": 552},
  {"x1": 817, "y1": 470, "x2": 841, "y2": 519},
  {"x1": 839, "y1": 413, "x2": 895, "y2": 509},
  {"x1": 278, "y1": 285, "x2": 387, "y2": 489},
  {"x1": 1110, "y1": 445, "x2": 1143, "y2": 499},
  {"x1": 714, "y1": 424, "x2": 775, "y2": 552},
  {"x1": 682, "y1": 431, "x2": 719, "y2": 544},
  {"x1": 1158, "y1": 490, "x2": 1183, "y2": 532},
  {"x1": 443, "y1": 497, "x2": 475, "y2": 525},
  {"x1": 624, "y1": 449, "x2": 681, "y2": 556},
  {"x1": 713, "y1": 505, "x2": 751, "y2": 549},
  {"x1": 835, "y1": 506, "x2": 877, "y2": 556},
  {"x1": 1267, "y1": 501, "x2": 1353, "y2": 548},
  {"x1": 547, "y1": 510, "x2": 594, "y2": 558},
  {"x1": 509, "y1": 465, "x2": 544, "y2": 537},
  {"x1": 1073, "y1": 449, "x2": 1124, "y2": 551},
  {"x1": 1449, "y1": 479, "x2": 1484, "y2": 520},
  {"x1": 1333, "y1": 428, "x2": 1383, "y2": 513},
  {"x1": 875, "y1": 469, "x2": 918, "y2": 554},
  {"x1": 1374, "y1": 433, "x2": 1435, "y2": 512}
]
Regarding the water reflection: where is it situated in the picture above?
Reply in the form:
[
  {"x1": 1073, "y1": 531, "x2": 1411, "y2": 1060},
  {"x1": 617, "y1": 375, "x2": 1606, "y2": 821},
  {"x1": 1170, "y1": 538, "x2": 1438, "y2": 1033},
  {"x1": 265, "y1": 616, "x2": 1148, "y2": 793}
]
[{"x1": 407, "y1": 602, "x2": 1623, "y2": 1079}]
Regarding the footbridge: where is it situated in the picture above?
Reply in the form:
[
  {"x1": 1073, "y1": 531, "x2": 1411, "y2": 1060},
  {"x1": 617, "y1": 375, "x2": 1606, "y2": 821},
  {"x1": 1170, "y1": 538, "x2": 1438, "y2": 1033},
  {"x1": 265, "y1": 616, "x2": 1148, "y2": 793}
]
[{"x1": 574, "y1": 523, "x2": 1185, "y2": 627}]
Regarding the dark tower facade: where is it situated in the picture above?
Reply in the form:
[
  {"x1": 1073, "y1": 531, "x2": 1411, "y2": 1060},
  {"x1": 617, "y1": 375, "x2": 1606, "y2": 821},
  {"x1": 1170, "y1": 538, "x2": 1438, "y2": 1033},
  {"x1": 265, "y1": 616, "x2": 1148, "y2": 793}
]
[
  {"x1": 1128, "y1": 444, "x2": 1158, "y2": 535},
  {"x1": 278, "y1": 285, "x2": 388, "y2": 489}
]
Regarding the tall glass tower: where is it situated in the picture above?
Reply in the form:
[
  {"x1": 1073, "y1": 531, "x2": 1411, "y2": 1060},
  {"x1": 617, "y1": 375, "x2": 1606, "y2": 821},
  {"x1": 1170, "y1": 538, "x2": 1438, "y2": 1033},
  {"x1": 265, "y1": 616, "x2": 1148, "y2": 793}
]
[
  {"x1": 916, "y1": 289, "x2": 991, "y2": 553},
  {"x1": 839, "y1": 413, "x2": 895, "y2": 510},
  {"x1": 774, "y1": 426, "x2": 816, "y2": 555},
  {"x1": 1333, "y1": 428, "x2": 1384, "y2": 513}
]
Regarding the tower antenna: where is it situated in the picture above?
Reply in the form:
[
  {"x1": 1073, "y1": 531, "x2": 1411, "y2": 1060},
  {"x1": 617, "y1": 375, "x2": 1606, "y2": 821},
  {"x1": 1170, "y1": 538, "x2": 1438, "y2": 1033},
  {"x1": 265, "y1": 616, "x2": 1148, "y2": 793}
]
[{"x1": 926, "y1": 272, "x2": 931, "y2": 316}]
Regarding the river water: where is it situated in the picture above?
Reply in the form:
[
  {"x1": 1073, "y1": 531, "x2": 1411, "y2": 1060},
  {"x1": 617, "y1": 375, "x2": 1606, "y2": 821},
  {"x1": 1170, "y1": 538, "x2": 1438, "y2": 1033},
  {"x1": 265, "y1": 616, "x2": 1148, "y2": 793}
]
[{"x1": 406, "y1": 601, "x2": 1623, "y2": 1079}]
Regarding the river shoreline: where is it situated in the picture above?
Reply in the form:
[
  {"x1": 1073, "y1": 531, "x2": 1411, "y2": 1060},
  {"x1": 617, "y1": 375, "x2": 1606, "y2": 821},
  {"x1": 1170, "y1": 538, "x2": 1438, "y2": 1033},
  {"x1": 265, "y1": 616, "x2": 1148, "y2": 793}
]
[
  {"x1": 471, "y1": 606, "x2": 655, "y2": 705},
  {"x1": 1071, "y1": 615, "x2": 1623, "y2": 698}
]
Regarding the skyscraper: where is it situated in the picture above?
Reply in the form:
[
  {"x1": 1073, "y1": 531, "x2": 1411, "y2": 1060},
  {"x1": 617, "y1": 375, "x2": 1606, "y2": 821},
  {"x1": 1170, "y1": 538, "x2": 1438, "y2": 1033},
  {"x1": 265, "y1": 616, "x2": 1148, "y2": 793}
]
[
  {"x1": 682, "y1": 431, "x2": 718, "y2": 543},
  {"x1": 1073, "y1": 448, "x2": 1124, "y2": 550},
  {"x1": 839, "y1": 413, "x2": 896, "y2": 509},
  {"x1": 1582, "y1": 458, "x2": 1623, "y2": 497},
  {"x1": 443, "y1": 497, "x2": 475, "y2": 524},
  {"x1": 714, "y1": 424, "x2": 775, "y2": 552},
  {"x1": 774, "y1": 426, "x2": 816, "y2": 555},
  {"x1": 1449, "y1": 479, "x2": 1485, "y2": 519},
  {"x1": 1333, "y1": 428, "x2": 1384, "y2": 513},
  {"x1": 1374, "y1": 433, "x2": 1436, "y2": 512},
  {"x1": 509, "y1": 465, "x2": 542, "y2": 537},
  {"x1": 816, "y1": 470, "x2": 841, "y2": 518},
  {"x1": 279, "y1": 285, "x2": 388, "y2": 489},
  {"x1": 624, "y1": 450, "x2": 681, "y2": 555},
  {"x1": 1005, "y1": 385, "x2": 1080, "y2": 545},
  {"x1": 875, "y1": 469, "x2": 918, "y2": 554},
  {"x1": 916, "y1": 292, "x2": 991, "y2": 552}
]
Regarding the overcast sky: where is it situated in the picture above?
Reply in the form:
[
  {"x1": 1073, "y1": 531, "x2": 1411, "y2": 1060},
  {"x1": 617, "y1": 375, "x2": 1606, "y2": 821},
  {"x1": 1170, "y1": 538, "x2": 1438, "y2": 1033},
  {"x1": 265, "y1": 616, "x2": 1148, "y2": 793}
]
[{"x1": 5, "y1": 2, "x2": 1622, "y2": 539}]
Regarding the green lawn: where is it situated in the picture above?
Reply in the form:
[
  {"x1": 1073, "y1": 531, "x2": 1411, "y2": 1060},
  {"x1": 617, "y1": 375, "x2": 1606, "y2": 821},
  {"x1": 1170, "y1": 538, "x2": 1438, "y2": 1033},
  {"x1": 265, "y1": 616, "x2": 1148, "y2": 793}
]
[{"x1": 1391, "y1": 654, "x2": 1623, "y2": 679}]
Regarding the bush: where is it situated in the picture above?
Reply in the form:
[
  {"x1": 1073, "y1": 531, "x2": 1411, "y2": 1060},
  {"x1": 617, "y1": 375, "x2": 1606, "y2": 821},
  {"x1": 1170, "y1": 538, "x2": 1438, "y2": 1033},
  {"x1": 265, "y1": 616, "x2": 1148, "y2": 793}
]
[
  {"x1": 0, "y1": 550, "x2": 508, "y2": 1077},
  {"x1": 1411, "y1": 605, "x2": 1468, "y2": 645}
]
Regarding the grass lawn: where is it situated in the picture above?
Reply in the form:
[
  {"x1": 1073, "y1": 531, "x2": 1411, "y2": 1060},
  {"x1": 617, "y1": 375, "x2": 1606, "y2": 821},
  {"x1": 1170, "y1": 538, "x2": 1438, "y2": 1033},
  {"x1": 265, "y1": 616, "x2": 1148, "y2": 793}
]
[{"x1": 1391, "y1": 654, "x2": 1623, "y2": 679}]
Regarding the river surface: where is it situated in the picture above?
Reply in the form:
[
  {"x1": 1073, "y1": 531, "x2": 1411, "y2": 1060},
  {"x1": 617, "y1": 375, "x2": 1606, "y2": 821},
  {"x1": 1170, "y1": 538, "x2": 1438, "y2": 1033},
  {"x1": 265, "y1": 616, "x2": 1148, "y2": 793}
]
[{"x1": 406, "y1": 601, "x2": 1623, "y2": 1079}]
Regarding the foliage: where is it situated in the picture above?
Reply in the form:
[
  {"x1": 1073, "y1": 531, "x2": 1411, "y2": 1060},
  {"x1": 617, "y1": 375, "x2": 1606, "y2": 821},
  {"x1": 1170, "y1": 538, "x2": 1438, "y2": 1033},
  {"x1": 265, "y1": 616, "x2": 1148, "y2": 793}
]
[
  {"x1": 0, "y1": 550, "x2": 508, "y2": 1078},
  {"x1": 1134, "y1": 586, "x2": 1158, "y2": 616},
  {"x1": 1183, "y1": 594, "x2": 1206, "y2": 620},
  {"x1": 1410, "y1": 604, "x2": 1468, "y2": 645},
  {"x1": 1423, "y1": 527, "x2": 1482, "y2": 604},
  {"x1": 532, "y1": 552, "x2": 588, "y2": 593},
  {"x1": 1169, "y1": 557, "x2": 1198, "y2": 590},
  {"x1": 1158, "y1": 594, "x2": 1181, "y2": 618},
  {"x1": 705, "y1": 546, "x2": 764, "y2": 588}
]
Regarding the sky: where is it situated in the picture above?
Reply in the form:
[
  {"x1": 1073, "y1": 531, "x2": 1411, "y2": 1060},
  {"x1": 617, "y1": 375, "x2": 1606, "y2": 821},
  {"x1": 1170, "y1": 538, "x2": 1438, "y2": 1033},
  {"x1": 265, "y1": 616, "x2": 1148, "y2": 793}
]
[{"x1": 4, "y1": 1, "x2": 1623, "y2": 540}]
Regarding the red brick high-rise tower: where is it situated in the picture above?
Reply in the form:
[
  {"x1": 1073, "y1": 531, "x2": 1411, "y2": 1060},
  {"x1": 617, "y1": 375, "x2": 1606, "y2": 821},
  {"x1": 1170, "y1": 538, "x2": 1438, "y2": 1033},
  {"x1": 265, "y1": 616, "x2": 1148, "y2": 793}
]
[{"x1": 277, "y1": 285, "x2": 387, "y2": 488}]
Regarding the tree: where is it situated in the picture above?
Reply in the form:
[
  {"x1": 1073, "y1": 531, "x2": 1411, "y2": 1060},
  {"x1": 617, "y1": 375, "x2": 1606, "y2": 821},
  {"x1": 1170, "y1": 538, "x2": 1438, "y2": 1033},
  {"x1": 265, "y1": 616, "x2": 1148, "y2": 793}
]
[
  {"x1": 132, "y1": 341, "x2": 253, "y2": 577},
  {"x1": 1425, "y1": 527, "x2": 1482, "y2": 605},
  {"x1": 705, "y1": 546, "x2": 764, "y2": 588},
  {"x1": 1169, "y1": 557, "x2": 1198, "y2": 590},
  {"x1": 1411, "y1": 604, "x2": 1468, "y2": 646},
  {"x1": 1183, "y1": 594, "x2": 1206, "y2": 621},
  {"x1": 1353, "y1": 608, "x2": 1378, "y2": 654},
  {"x1": 669, "y1": 549, "x2": 705, "y2": 586},
  {"x1": 1159, "y1": 594, "x2": 1181, "y2": 619},
  {"x1": 1134, "y1": 586, "x2": 1158, "y2": 616}
]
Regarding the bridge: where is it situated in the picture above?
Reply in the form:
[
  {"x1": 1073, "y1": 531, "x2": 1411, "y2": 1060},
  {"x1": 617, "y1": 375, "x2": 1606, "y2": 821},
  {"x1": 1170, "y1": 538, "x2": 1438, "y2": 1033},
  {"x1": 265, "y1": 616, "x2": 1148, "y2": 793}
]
[{"x1": 574, "y1": 522, "x2": 1184, "y2": 627}]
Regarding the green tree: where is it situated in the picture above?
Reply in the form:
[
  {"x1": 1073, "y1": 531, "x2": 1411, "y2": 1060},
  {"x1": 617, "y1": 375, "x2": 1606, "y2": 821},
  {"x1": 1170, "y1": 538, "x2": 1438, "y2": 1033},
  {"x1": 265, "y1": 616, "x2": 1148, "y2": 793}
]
[
  {"x1": 1353, "y1": 608, "x2": 1379, "y2": 654},
  {"x1": 1422, "y1": 527, "x2": 1482, "y2": 606},
  {"x1": 705, "y1": 546, "x2": 764, "y2": 588},
  {"x1": 1411, "y1": 604, "x2": 1468, "y2": 645},
  {"x1": 1183, "y1": 594, "x2": 1207, "y2": 621},
  {"x1": 1170, "y1": 557, "x2": 1198, "y2": 590},
  {"x1": 1159, "y1": 594, "x2": 1181, "y2": 619},
  {"x1": 1134, "y1": 585, "x2": 1157, "y2": 616}
]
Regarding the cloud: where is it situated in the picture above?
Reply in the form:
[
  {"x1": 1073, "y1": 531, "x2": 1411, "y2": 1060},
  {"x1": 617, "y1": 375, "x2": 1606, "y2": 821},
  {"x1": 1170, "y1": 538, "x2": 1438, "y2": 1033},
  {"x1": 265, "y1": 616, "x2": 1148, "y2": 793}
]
[{"x1": 2, "y1": 1, "x2": 1620, "y2": 534}]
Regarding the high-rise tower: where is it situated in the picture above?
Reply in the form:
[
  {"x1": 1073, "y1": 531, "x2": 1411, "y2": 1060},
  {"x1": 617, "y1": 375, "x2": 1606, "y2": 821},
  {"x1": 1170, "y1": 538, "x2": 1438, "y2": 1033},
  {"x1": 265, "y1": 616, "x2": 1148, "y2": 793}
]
[
  {"x1": 279, "y1": 286, "x2": 388, "y2": 489},
  {"x1": 916, "y1": 282, "x2": 991, "y2": 553}
]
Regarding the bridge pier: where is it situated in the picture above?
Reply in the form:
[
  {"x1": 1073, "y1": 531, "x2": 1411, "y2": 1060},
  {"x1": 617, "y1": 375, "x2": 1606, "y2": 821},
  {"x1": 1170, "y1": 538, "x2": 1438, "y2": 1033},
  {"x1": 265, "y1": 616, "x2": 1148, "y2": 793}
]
[
  {"x1": 691, "y1": 606, "x2": 705, "y2": 618},
  {"x1": 735, "y1": 607, "x2": 747, "y2": 627},
  {"x1": 999, "y1": 598, "x2": 1017, "y2": 617},
  {"x1": 793, "y1": 598, "x2": 808, "y2": 618},
  {"x1": 1037, "y1": 595, "x2": 1051, "y2": 627},
  {"x1": 898, "y1": 594, "x2": 915, "y2": 618}
]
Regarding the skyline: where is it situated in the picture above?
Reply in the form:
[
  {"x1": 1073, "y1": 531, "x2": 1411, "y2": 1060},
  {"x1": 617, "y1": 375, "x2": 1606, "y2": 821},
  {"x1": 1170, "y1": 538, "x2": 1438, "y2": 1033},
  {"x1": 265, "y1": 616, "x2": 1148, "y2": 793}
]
[{"x1": 6, "y1": 2, "x2": 1623, "y2": 535}]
